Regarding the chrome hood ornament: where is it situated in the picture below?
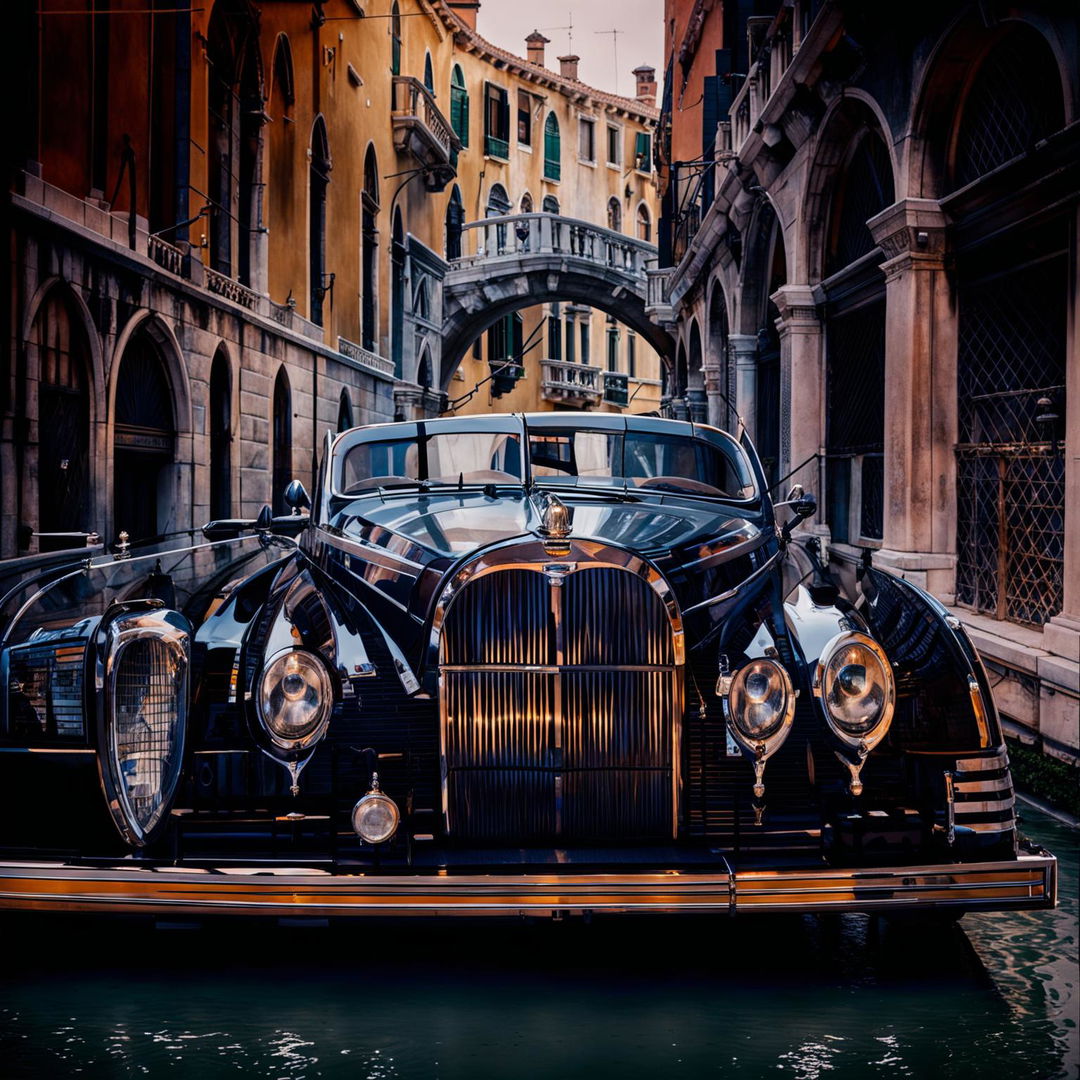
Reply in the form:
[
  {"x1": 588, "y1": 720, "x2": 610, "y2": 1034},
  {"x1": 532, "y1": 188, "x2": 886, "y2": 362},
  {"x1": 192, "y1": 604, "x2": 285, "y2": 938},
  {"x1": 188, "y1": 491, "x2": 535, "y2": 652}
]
[{"x1": 533, "y1": 491, "x2": 574, "y2": 555}]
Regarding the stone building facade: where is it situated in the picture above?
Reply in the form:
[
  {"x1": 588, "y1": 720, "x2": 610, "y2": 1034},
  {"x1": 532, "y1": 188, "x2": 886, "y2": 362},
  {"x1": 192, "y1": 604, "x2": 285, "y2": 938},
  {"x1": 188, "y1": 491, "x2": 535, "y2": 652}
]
[
  {"x1": 2, "y1": 0, "x2": 661, "y2": 565},
  {"x1": 651, "y1": 0, "x2": 1079, "y2": 762}
]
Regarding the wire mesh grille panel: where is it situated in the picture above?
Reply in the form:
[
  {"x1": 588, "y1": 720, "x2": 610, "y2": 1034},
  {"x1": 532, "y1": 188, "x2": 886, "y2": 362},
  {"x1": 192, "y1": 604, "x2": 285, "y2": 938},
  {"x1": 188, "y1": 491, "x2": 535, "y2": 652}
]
[
  {"x1": 112, "y1": 636, "x2": 186, "y2": 831},
  {"x1": 440, "y1": 565, "x2": 681, "y2": 841},
  {"x1": 953, "y1": 33, "x2": 1065, "y2": 190},
  {"x1": 956, "y1": 254, "x2": 1066, "y2": 626},
  {"x1": 826, "y1": 300, "x2": 886, "y2": 542},
  {"x1": 826, "y1": 133, "x2": 894, "y2": 276}
]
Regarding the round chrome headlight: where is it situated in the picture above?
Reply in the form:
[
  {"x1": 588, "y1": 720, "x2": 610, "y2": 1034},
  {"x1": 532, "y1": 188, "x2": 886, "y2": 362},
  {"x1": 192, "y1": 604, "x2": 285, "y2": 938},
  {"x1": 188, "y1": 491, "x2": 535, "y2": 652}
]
[
  {"x1": 352, "y1": 787, "x2": 400, "y2": 844},
  {"x1": 727, "y1": 658, "x2": 795, "y2": 743},
  {"x1": 815, "y1": 632, "x2": 895, "y2": 747},
  {"x1": 257, "y1": 649, "x2": 333, "y2": 750}
]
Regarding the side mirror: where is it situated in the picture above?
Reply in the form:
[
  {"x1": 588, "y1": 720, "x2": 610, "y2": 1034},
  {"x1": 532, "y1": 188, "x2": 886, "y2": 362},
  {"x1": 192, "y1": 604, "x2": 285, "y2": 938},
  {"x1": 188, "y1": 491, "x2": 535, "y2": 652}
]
[
  {"x1": 284, "y1": 480, "x2": 311, "y2": 513},
  {"x1": 779, "y1": 491, "x2": 816, "y2": 543}
]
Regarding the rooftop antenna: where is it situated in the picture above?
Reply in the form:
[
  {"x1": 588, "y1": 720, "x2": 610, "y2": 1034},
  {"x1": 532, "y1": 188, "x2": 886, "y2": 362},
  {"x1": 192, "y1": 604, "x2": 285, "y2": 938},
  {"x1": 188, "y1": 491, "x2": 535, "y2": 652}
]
[
  {"x1": 540, "y1": 12, "x2": 574, "y2": 56},
  {"x1": 594, "y1": 28, "x2": 624, "y2": 95}
]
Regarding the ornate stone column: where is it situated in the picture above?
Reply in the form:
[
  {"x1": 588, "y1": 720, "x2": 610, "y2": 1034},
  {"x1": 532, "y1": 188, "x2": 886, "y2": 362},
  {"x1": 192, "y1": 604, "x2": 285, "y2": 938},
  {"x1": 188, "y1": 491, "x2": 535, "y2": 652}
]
[
  {"x1": 771, "y1": 284, "x2": 823, "y2": 499},
  {"x1": 867, "y1": 198, "x2": 957, "y2": 599},
  {"x1": 729, "y1": 333, "x2": 758, "y2": 436}
]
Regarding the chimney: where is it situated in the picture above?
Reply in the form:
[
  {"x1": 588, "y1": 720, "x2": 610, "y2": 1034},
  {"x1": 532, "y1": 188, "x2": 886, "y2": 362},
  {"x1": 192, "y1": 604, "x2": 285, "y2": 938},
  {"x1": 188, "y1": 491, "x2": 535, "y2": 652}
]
[
  {"x1": 632, "y1": 65, "x2": 657, "y2": 107},
  {"x1": 558, "y1": 54, "x2": 580, "y2": 81},
  {"x1": 525, "y1": 30, "x2": 550, "y2": 68},
  {"x1": 446, "y1": 0, "x2": 480, "y2": 31}
]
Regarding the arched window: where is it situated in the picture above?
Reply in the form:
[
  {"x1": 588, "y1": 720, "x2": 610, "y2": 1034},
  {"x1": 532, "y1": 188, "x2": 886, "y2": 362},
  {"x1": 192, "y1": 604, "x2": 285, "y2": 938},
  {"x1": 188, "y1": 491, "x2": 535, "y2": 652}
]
[
  {"x1": 417, "y1": 348, "x2": 433, "y2": 390},
  {"x1": 820, "y1": 126, "x2": 893, "y2": 542},
  {"x1": 362, "y1": 146, "x2": 379, "y2": 350},
  {"x1": 949, "y1": 29, "x2": 1067, "y2": 626},
  {"x1": 413, "y1": 275, "x2": 430, "y2": 322},
  {"x1": 542, "y1": 194, "x2": 560, "y2": 214},
  {"x1": 207, "y1": 1, "x2": 262, "y2": 283},
  {"x1": 390, "y1": 2, "x2": 402, "y2": 76},
  {"x1": 687, "y1": 319, "x2": 705, "y2": 422},
  {"x1": 423, "y1": 52, "x2": 434, "y2": 93},
  {"x1": 707, "y1": 285, "x2": 730, "y2": 426},
  {"x1": 33, "y1": 289, "x2": 91, "y2": 550},
  {"x1": 543, "y1": 112, "x2": 561, "y2": 181},
  {"x1": 825, "y1": 131, "x2": 894, "y2": 277},
  {"x1": 636, "y1": 204, "x2": 652, "y2": 242},
  {"x1": 309, "y1": 117, "x2": 331, "y2": 327},
  {"x1": 391, "y1": 209, "x2": 405, "y2": 378},
  {"x1": 114, "y1": 324, "x2": 177, "y2": 543},
  {"x1": 520, "y1": 192, "x2": 533, "y2": 214},
  {"x1": 607, "y1": 197, "x2": 622, "y2": 232},
  {"x1": 337, "y1": 388, "x2": 353, "y2": 433},
  {"x1": 445, "y1": 184, "x2": 464, "y2": 261},
  {"x1": 486, "y1": 184, "x2": 511, "y2": 253},
  {"x1": 450, "y1": 65, "x2": 469, "y2": 147},
  {"x1": 209, "y1": 347, "x2": 232, "y2": 521},
  {"x1": 272, "y1": 367, "x2": 292, "y2": 515},
  {"x1": 953, "y1": 31, "x2": 1064, "y2": 191},
  {"x1": 272, "y1": 33, "x2": 295, "y2": 110}
]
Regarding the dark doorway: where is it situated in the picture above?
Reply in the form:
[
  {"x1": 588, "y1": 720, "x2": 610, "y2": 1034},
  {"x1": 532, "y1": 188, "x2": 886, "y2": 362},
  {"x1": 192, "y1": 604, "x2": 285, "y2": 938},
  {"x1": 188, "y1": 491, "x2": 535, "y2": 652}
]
[
  {"x1": 272, "y1": 367, "x2": 292, "y2": 515},
  {"x1": 209, "y1": 348, "x2": 232, "y2": 521}
]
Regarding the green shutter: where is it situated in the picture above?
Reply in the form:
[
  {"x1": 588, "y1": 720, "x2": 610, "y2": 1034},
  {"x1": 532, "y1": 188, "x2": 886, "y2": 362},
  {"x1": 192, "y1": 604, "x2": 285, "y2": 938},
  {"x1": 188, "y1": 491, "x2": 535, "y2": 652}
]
[
  {"x1": 451, "y1": 68, "x2": 469, "y2": 147},
  {"x1": 635, "y1": 132, "x2": 651, "y2": 170},
  {"x1": 544, "y1": 113, "x2": 561, "y2": 181}
]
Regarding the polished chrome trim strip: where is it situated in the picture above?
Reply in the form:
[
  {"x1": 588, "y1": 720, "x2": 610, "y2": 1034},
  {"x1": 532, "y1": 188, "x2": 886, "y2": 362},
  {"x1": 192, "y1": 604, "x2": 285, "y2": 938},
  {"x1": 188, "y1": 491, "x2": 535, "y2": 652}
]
[
  {"x1": 0, "y1": 855, "x2": 1054, "y2": 917},
  {"x1": 954, "y1": 796, "x2": 1015, "y2": 814},
  {"x1": 0, "y1": 747, "x2": 96, "y2": 754}
]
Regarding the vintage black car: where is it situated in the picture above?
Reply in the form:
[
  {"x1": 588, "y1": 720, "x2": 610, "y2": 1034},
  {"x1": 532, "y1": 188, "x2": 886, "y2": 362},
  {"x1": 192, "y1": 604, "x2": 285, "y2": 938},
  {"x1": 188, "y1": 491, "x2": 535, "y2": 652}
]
[{"x1": 0, "y1": 414, "x2": 1056, "y2": 918}]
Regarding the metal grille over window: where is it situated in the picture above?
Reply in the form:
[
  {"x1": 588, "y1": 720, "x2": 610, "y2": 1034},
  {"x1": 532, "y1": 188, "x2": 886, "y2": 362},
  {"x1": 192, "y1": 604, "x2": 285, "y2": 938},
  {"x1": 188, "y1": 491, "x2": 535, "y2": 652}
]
[
  {"x1": 953, "y1": 34, "x2": 1065, "y2": 190},
  {"x1": 956, "y1": 254, "x2": 1066, "y2": 626}
]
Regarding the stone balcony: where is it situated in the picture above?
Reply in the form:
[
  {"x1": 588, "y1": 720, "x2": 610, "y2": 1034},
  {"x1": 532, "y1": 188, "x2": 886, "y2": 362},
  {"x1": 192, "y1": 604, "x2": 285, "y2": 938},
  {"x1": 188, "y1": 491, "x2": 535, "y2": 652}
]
[
  {"x1": 391, "y1": 76, "x2": 460, "y2": 192},
  {"x1": 541, "y1": 359, "x2": 602, "y2": 407}
]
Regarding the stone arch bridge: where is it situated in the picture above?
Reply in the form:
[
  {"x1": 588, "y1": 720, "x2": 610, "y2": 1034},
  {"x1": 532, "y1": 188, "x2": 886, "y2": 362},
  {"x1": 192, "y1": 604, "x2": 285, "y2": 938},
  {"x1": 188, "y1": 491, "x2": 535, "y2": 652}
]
[{"x1": 440, "y1": 213, "x2": 673, "y2": 393}]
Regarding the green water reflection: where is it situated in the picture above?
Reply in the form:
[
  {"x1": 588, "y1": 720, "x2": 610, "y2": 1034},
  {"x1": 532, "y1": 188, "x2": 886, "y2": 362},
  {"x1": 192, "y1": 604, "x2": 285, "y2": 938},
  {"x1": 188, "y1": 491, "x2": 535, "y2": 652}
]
[{"x1": 1, "y1": 805, "x2": 1075, "y2": 1079}]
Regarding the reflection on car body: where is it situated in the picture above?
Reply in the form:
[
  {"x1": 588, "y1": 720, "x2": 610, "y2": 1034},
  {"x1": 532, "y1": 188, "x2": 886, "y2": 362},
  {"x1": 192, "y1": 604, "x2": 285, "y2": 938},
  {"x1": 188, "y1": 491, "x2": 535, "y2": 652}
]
[{"x1": 0, "y1": 414, "x2": 1056, "y2": 919}]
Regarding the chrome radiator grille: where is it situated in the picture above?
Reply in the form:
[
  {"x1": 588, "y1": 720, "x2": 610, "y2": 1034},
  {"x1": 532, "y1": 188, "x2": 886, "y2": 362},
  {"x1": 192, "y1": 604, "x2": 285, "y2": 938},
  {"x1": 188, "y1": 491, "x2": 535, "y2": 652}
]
[{"x1": 440, "y1": 565, "x2": 681, "y2": 841}]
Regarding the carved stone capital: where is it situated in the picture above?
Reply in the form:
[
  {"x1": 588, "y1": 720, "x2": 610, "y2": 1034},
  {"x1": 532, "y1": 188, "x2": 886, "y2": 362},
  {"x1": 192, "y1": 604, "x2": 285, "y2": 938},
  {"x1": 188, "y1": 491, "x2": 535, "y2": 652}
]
[
  {"x1": 868, "y1": 198, "x2": 949, "y2": 270},
  {"x1": 770, "y1": 284, "x2": 820, "y2": 332}
]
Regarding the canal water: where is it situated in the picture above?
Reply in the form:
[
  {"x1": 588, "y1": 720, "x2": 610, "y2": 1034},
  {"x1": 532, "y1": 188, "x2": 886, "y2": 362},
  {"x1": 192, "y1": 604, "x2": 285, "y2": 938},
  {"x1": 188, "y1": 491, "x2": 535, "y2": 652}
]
[{"x1": 1, "y1": 803, "x2": 1075, "y2": 1079}]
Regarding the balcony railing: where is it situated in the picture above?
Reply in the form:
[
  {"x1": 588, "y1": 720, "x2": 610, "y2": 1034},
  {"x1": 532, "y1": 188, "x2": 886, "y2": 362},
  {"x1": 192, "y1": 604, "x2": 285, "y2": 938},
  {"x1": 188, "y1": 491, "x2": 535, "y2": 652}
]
[
  {"x1": 603, "y1": 372, "x2": 629, "y2": 407},
  {"x1": 205, "y1": 265, "x2": 259, "y2": 310},
  {"x1": 644, "y1": 267, "x2": 675, "y2": 324},
  {"x1": 485, "y1": 134, "x2": 510, "y2": 160},
  {"x1": 541, "y1": 359, "x2": 602, "y2": 407},
  {"x1": 489, "y1": 359, "x2": 525, "y2": 396},
  {"x1": 391, "y1": 76, "x2": 459, "y2": 191},
  {"x1": 338, "y1": 336, "x2": 395, "y2": 378},
  {"x1": 147, "y1": 235, "x2": 184, "y2": 275}
]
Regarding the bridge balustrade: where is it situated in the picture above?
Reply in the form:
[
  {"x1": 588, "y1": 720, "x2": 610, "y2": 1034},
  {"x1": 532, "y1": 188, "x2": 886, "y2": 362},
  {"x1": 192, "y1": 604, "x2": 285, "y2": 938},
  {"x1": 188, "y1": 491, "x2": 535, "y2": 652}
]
[{"x1": 452, "y1": 213, "x2": 656, "y2": 278}]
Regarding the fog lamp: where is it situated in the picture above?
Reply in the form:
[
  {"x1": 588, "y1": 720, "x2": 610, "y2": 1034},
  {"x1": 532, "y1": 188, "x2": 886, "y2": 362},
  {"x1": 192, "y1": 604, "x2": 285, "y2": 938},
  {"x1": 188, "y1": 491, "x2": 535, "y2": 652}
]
[{"x1": 351, "y1": 773, "x2": 400, "y2": 844}]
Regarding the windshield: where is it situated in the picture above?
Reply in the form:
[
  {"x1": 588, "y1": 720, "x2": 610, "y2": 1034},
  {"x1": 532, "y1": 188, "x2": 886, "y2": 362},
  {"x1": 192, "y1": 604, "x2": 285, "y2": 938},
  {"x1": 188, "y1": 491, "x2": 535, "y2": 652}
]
[
  {"x1": 341, "y1": 431, "x2": 523, "y2": 493},
  {"x1": 528, "y1": 427, "x2": 756, "y2": 499}
]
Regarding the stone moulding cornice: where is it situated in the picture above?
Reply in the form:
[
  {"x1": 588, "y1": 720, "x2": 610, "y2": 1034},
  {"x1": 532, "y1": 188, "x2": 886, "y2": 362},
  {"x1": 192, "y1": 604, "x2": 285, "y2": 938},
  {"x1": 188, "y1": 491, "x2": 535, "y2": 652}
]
[{"x1": 770, "y1": 283, "x2": 820, "y2": 331}]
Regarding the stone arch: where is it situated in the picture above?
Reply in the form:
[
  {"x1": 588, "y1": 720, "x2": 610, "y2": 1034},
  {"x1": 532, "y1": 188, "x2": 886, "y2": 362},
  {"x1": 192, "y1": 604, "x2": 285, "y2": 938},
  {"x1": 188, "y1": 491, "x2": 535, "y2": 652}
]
[
  {"x1": 108, "y1": 314, "x2": 191, "y2": 543},
  {"x1": 542, "y1": 194, "x2": 560, "y2": 214},
  {"x1": 686, "y1": 318, "x2": 705, "y2": 422},
  {"x1": 271, "y1": 32, "x2": 294, "y2": 110},
  {"x1": 706, "y1": 278, "x2": 732, "y2": 426},
  {"x1": 607, "y1": 197, "x2": 622, "y2": 232},
  {"x1": 441, "y1": 269, "x2": 673, "y2": 391},
  {"x1": 519, "y1": 191, "x2": 533, "y2": 214},
  {"x1": 909, "y1": 13, "x2": 1072, "y2": 200},
  {"x1": 636, "y1": 202, "x2": 652, "y2": 242},
  {"x1": 802, "y1": 94, "x2": 897, "y2": 285}
]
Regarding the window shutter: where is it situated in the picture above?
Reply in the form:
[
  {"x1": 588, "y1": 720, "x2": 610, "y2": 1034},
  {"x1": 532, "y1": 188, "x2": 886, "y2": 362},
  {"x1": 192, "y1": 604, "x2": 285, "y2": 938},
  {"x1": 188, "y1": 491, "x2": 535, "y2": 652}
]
[
  {"x1": 461, "y1": 89, "x2": 469, "y2": 147},
  {"x1": 498, "y1": 88, "x2": 510, "y2": 140}
]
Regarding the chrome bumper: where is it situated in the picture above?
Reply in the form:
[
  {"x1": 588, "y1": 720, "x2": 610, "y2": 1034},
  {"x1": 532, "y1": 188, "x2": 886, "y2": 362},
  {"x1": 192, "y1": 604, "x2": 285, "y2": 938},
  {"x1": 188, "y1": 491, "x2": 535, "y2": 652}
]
[{"x1": 0, "y1": 853, "x2": 1056, "y2": 918}]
